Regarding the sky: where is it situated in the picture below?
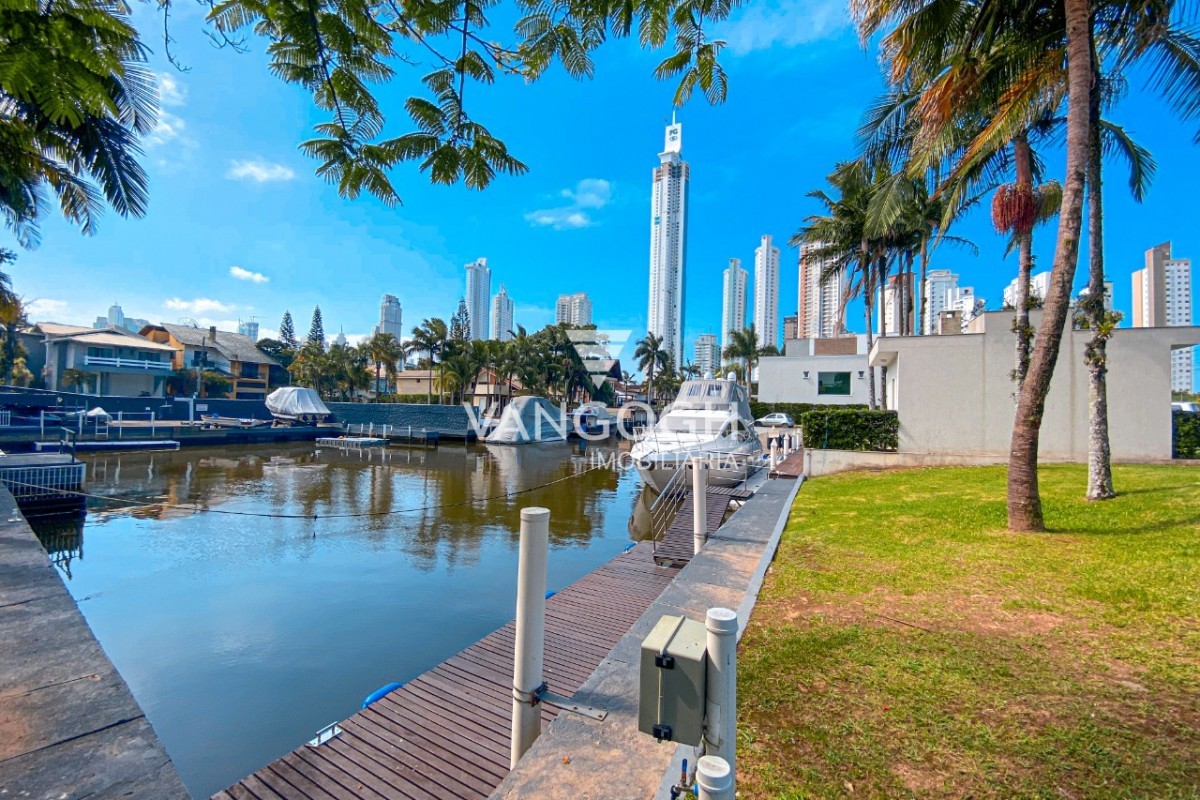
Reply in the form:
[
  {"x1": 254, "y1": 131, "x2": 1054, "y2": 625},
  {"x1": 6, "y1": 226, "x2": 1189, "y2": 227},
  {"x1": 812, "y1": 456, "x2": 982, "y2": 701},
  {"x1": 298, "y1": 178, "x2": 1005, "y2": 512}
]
[{"x1": 10, "y1": 0, "x2": 1200, "y2": 387}]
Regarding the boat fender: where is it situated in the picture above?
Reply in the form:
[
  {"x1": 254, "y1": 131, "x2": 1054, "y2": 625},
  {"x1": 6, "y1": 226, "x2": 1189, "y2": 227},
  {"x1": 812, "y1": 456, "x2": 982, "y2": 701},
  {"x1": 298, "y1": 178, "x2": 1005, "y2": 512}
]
[
  {"x1": 361, "y1": 681, "x2": 405, "y2": 709},
  {"x1": 545, "y1": 589, "x2": 557, "y2": 599}
]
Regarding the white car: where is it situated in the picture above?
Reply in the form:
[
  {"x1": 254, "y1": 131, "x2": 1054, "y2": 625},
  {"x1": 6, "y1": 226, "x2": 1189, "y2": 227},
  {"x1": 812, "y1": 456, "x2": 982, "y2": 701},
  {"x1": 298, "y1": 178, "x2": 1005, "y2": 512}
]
[
  {"x1": 1173, "y1": 401, "x2": 1200, "y2": 414},
  {"x1": 756, "y1": 412, "x2": 794, "y2": 427}
]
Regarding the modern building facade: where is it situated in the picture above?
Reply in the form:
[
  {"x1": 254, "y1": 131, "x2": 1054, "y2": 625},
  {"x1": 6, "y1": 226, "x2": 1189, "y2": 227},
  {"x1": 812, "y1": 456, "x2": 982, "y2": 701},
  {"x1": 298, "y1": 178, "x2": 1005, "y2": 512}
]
[
  {"x1": 783, "y1": 315, "x2": 798, "y2": 341},
  {"x1": 648, "y1": 118, "x2": 689, "y2": 369},
  {"x1": 377, "y1": 294, "x2": 403, "y2": 339},
  {"x1": 694, "y1": 334, "x2": 720, "y2": 377},
  {"x1": 880, "y1": 273, "x2": 915, "y2": 335},
  {"x1": 465, "y1": 258, "x2": 491, "y2": 340},
  {"x1": 555, "y1": 292, "x2": 592, "y2": 326},
  {"x1": 754, "y1": 235, "x2": 781, "y2": 350},
  {"x1": 1134, "y1": 242, "x2": 1194, "y2": 392},
  {"x1": 758, "y1": 335, "x2": 871, "y2": 405},
  {"x1": 92, "y1": 303, "x2": 150, "y2": 334},
  {"x1": 237, "y1": 320, "x2": 260, "y2": 341},
  {"x1": 492, "y1": 285, "x2": 515, "y2": 342},
  {"x1": 1002, "y1": 271, "x2": 1052, "y2": 309},
  {"x1": 721, "y1": 258, "x2": 747, "y2": 358},
  {"x1": 871, "y1": 310, "x2": 1200, "y2": 459},
  {"x1": 923, "y1": 269, "x2": 957, "y2": 333},
  {"x1": 797, "y1": 243, "x2": 844, "y2": 339}
]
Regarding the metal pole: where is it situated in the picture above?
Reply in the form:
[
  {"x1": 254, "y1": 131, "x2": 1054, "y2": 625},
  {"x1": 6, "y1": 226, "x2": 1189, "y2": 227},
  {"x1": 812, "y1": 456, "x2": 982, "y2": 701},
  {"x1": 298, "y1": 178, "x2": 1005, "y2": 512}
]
[
  {"x1": 705, "y1": 607, "x2": 739, "y2": 783},
  {"x1": 696, "y1": 755, "x2": 734, "y2": 800},
  {"x1": 692, "y1": 457, "x2": 707, "y2": 556},
  {"x1": 40, "y1": 410, "x2": 44, "y2": 439},
  {"x1": 510, "y1": 506, "x2": 550, "y2": 768}
]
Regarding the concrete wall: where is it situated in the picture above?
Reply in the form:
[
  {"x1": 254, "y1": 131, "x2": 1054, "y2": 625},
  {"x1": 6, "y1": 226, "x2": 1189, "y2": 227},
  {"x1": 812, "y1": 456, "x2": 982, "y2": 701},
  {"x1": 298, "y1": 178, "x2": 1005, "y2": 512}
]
[
  {"x1": 757, "y1": 352, "x2": 871, "y2": 405},
  {"x1": 873, "y1": 312, "x2": 1200, "y2": 460}
]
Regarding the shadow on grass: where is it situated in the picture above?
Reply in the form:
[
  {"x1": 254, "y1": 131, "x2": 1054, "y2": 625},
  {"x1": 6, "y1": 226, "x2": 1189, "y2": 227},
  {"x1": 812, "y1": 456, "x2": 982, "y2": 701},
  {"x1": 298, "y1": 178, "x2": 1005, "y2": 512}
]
[{"x1": 1048, "y1": 513, "x2": 1200, "y2": 536}]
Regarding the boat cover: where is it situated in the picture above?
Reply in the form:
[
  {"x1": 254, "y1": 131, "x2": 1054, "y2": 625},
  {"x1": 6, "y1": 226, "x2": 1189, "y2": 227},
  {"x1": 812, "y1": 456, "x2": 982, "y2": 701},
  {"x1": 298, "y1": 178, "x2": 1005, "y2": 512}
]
[
  {"x1": 265, "y1": 387, "x2": 332, "y2": 421},
  {"x1": 486, "y1": 396, "x2": 567, "y2": 444}
]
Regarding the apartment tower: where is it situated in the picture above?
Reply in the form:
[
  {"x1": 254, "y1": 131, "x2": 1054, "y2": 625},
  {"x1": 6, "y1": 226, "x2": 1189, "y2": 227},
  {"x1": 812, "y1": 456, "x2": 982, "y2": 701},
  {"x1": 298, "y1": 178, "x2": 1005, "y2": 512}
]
[
  {"x1": 721, "y1": 258, "x2": 748, "y2": 358},
  {"x1": 377, "y1": 294, "x2": 403, "y2": 339},
  {"x1": 465, "y1": 258, "x2": 491, "y2": 340},
  {"x1": 797, "y1": 242, "x2": 845, "y2": 338},
  {"x1": 555, "y1": 293, "x2": 593, "y2": 326},
  {"x1": 491, "y1": 285, "x2": 514, "y2": 342},
  {"x1": 694, "y1": 334, "x2": 720, "y2": 377},
  {"x1": 1134, "y1": 242, "x2": 1194, "y2": 392},
  {"x1": 647, "y1": 117, "x2": 689, "y2": 368},
  {"x1": 754, "y1": 235, "x2": 781, "y2": 350}
]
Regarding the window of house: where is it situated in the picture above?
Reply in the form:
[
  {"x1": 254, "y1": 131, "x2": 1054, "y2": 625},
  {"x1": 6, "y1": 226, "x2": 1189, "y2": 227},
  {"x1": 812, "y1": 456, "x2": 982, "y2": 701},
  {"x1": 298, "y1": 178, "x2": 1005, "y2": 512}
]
[{"x1": 817, "y1": 371, "x2": 851, "y2": 396}]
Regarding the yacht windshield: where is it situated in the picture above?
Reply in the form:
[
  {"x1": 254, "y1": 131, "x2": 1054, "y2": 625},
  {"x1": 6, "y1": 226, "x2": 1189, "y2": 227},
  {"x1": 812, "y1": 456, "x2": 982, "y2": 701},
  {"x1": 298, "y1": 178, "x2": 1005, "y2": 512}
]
[
  {"x1": 671, "y1": 380, "x2": 737, "y2": 411},
  {"x1": 659, "y1": 413, "x2": 726, "y2": 435}
]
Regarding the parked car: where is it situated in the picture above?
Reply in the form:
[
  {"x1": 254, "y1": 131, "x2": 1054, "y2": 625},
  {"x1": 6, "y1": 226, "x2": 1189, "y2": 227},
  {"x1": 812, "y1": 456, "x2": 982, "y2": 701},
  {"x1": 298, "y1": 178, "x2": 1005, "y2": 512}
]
[
  {"x1": 755, "y1": 412, "x2": 794, "y2": 427},
  {"x1": 1172, "y1": 401, "x2": 1200, "y2": 414}
]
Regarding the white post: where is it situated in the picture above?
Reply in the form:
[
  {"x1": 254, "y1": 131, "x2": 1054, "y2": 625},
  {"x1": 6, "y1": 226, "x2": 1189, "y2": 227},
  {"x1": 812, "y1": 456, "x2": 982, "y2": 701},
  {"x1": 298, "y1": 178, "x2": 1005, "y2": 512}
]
[
  {"x1": 369, "y1": 422, "x2": 374, "y2": 436},
  {"x1": 510, "y1": 506, "x2": 550, "y2": 768},
  {"x1": 40, "y1": 410, "x2": 44, "y2": 439},
  {"x1": 696, "y1": 755, "x2": 734, "y2": 800},
  {"x1": 692, "y1": 458, "x2": 707, "y2": 556},
  {"x1": 770, "y1": 440, "x2": 778, "y2": 469},
  {"x1": 705, "y1": 607, "x2": 739, "y2": 783}
]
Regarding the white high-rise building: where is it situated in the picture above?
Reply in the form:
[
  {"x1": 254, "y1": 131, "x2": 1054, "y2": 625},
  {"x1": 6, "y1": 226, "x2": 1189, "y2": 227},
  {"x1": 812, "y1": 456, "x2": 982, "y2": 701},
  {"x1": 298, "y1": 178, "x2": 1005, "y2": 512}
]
[
  {"x1": 924, "y1": 269, "x2": 958, "y2": 333},
  {"x1": 377, "y1": 294, "x2": 403, "y2": 339},
  {"x1": 1003, "y1": 271, "x2": 1052, "y2": 309},
  {"x1": 694, "y1": 334, "x2": 720, "y2": 378},
  {"x1": 92, "y1": 302, "x2": 150, "y2": 333},
  {"x1": 1134, "y1": 242, "x2": 1194, "y2": 392},
  {"x1": 491, "y1": 285, "x2": 514, "y2": 342},
  {"x1": 555, "y1": 293, "x2": 592, "y2": 326},
  {"x1": 754, "y1": 235, "x2": 781, "y2": 350},
  {"x1": 797, "y1": 242, "x2": 845, "y2": 339},
  {"x1": 880, "y1": 273, "x2": 916, "y2": 335},
  {"x1": 721, "y1": 258, "x2": 748, "y2": 359},
  {"x1": 465, "y1": 258, "x2": 491, "y2": 340},
  {"x1": 647, "y1": 117, "x2": 689, "y2": 369},
  {"x1": 237, "y1": 320, "x2": 260, "y2": 341}
]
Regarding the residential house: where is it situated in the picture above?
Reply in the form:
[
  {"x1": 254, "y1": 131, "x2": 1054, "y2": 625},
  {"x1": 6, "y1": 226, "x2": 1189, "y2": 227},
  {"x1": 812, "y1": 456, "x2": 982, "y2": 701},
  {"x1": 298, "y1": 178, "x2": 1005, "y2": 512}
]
[
  {"x1": 756, "y1": 336, "x2": 871, "y2": 405},
  {"x1": 140, "y1": 323, "x2": 281, "y2": 400},
  {"x1": 34, "y1": 323, "x2": 175, "y2": 396}
]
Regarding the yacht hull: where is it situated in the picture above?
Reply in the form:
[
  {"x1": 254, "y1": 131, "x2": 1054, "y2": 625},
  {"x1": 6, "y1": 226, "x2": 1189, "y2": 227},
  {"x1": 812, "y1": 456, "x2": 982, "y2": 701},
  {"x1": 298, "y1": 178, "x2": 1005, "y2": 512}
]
[{"x1": 634, "y1": 452, "x2": 763, "y2": 494}]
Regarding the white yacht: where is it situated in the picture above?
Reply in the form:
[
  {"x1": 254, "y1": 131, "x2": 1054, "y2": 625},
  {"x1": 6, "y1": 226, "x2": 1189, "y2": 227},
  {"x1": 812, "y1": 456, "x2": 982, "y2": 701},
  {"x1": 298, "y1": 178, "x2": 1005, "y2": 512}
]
[{"x1": 630, "y1": 376, "x2": 763, "y2": 492}]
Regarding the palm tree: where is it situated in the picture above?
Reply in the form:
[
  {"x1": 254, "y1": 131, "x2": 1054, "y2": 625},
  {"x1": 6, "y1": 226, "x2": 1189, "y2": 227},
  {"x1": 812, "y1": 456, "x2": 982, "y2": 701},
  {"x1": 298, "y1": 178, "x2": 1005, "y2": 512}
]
[
  {"x1": 722, "y1": 325, "x2": 776, "y2": 389},
  {"x1": 365, "y1": 332, "x2": 404, "y2": 400},
  {"x1": 634, "y1": 332, "x2": 668, "y2": 405},
  {"x1": 408, "y1": 318, "x2": 448, "y2": 404},
  {"x1": 0, "y1": 0, "x2": 156, "y2": 245}
]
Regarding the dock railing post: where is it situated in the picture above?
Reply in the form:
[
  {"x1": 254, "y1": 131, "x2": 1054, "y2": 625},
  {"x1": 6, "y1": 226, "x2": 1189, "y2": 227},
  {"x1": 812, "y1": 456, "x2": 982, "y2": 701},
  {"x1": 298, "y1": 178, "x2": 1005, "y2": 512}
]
[
  {"x1": 510, "y1": 506, "x2": 550, "y2": 768},
  {"x1": 770, "y1": 440, "x2": 778, "y2": 469},
  {"x1": 705, "y1": 606, "x2": 738, "y2": 786},
  {"x1": 696, "y1": 755, "x2": 734, "y2": 800},
  {"x1": 692, "y1": 457, "x2": 707, "y2": 556}
]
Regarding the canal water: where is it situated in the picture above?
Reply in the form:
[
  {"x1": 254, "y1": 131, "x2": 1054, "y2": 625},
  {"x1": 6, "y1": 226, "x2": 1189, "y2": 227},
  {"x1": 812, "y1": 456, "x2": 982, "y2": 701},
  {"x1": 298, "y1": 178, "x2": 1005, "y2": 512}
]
[{"x1": 28, "y1": 440, "x2": 648, "y2": 798}]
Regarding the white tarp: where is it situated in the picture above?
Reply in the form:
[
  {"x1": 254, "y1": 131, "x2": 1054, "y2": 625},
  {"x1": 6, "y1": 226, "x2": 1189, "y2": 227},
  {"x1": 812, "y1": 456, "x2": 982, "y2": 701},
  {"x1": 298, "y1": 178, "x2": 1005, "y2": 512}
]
[
  {"x1": 85, "y1": 407, "x2": 110, "y2": 419},
  {"x1": 265, "y1": 387, "x2": 331, "y2": 421},
  {"x1": 485, "y1": 396, "x2": 567, "y2": 444}
]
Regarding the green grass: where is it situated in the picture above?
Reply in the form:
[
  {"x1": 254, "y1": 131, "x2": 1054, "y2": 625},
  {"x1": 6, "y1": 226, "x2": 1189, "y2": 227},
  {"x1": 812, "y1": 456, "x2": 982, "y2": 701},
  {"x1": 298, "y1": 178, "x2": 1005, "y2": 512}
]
[{"x1": 738, "y1": 465, "x2": 1200, "y2": 799}]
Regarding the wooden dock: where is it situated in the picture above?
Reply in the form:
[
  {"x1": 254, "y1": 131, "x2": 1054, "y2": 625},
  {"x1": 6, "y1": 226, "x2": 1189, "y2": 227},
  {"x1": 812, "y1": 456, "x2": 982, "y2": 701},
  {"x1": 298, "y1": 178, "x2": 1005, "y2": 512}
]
[
  {"x1": 215, "y1": 542, "x2": 679, "y2": 800},
  {"x1": 653, "y1": 484, "x2": 754, "y2": 567}
]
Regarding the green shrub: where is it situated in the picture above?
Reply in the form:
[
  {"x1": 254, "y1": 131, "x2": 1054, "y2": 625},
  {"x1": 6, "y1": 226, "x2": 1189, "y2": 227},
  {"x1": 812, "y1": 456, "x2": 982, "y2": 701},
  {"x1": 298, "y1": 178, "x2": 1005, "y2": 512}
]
[
  {"x1": 799, "y1": 408, "x2": 899, "y2": 452},
  {"x1": 750, "y1": 401, "x2": 867, "y2": 421},
  {"x1": 1174, "y1": 412, "x2": 1200, "y2": 459}
]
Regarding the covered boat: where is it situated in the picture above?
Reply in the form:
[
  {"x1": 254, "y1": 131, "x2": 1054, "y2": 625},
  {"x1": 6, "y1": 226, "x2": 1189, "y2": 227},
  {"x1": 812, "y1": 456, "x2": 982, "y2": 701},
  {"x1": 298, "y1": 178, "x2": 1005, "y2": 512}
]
[
  {"x1": 629, "y1": 376, "x2": 763, "y2": 492},
  {"x1": 484, "y1": 396, "x2": 568, "y2": 444},
  {"x1": 265, "y1": 387, "x2": 332, "y2": 425}
]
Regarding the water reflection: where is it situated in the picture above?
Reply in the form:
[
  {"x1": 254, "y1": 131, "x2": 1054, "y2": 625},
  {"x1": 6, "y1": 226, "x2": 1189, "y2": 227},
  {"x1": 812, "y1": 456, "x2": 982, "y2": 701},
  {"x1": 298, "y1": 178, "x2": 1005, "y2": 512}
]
[
  {"x1": 28, "y1": 441, "x2": 643, "y2": 798},
  {"x1": 32, "y1": 514, "x2": 85, "y2": 578}
]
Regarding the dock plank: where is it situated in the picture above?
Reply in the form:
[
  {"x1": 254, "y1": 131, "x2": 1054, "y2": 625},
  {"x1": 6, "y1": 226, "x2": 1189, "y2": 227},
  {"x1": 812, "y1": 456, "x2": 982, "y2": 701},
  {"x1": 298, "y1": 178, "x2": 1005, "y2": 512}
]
[{"x1": 217, "y1": 541, "x2": 678, "y2": 799}]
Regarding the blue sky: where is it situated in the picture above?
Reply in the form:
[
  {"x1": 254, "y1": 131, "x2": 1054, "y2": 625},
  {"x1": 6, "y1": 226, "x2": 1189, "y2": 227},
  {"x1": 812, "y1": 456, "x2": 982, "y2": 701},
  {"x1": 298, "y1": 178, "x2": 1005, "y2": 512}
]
[{"x1": 10, "y1": 0, "x2": 1200, "y2": 386}]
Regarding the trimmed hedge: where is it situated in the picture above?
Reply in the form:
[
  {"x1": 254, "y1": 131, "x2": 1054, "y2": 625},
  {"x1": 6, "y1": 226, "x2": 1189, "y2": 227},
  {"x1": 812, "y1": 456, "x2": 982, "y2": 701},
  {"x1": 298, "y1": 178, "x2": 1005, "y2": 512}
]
[
  {"x1": 799, "y1": 408, "x2": 899, "y2": 452},
  {"x1": 750, "y1": 401, "x2": 867, "y2": 421},
  {"x1": 1174, "y1": 412, "x2": 1200, "y2": 459}
]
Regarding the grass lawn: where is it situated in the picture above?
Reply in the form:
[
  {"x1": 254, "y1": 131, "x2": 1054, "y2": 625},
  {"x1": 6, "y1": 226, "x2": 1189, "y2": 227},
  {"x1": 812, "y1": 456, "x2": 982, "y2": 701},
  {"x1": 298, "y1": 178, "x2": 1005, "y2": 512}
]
[{"x1": 738, "y1": 464, "x2": 1200, "y2": 799}]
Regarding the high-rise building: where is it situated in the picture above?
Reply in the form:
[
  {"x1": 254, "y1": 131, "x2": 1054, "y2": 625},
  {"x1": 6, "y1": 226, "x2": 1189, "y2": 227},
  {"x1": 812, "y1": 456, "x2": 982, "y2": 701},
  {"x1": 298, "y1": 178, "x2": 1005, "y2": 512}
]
[
  {"x1": 721, "y1": 258, "x2": 748, "y2": 358},
  {"x1": 783, "y1": 315, "x2": 798, "y2": 341},
  {"x1": 923, "y1": 269, "x2": 958, "y2": 333},
  {"x1": 237, "y1": 319, "x2": 260, "y2": 341},
  {"x1": 465, "y1": 258, "x2": 491, "y2": 340},
  {"x1": 492, "y1": 285, "x2": 514, "y2": 342},
  {"x1": 1002, "y1": 271, "x2": 1052, "y2": 309},
  {"x1": 92, "y1": 302, "x2": 150, "y2": 333},
  {"x1": 694, "y1": 334, "x2": 720, "y2": 377},
  {"x1": 1134, "y1": 242, "x2": 1193, "y2": 392},
  {"x1": 377, "y1": 294, "x2": 403, "y2": 339},
  {"x1": 880, "y1": 273, "x2": 916, "y2": 335},
  {"x1": 754, "y1": 235, "x2": 780, "y2": 350},
  {"x1": 555, "y1": 293, "x2": 592, "y2": 326},
  {"x1": 797, "y1": 243, "x2": 844, "y2": 339},
  {"x1": 1076, "y1": 282, "x2": 1114, "y2": 313},
  {"x1": 648, "y1": 117, "x2": 689, "y2": 368}
]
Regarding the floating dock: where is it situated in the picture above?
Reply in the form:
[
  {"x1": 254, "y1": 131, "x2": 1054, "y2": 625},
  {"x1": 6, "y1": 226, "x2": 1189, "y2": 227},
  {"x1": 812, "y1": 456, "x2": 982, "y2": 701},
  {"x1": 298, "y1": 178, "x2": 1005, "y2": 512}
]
[
  {"x1": 215, "y1": 542, "x2": 680, "y2": 800},
  {"x1": 316, "y1": 437, "x2": 389, "y2": 449},
  {"x1": 34, "y1": 438, "x2": 181, "y2": 452},
  {"x1": 0, "y1": 453, "x2": 87, "y2": 514}
]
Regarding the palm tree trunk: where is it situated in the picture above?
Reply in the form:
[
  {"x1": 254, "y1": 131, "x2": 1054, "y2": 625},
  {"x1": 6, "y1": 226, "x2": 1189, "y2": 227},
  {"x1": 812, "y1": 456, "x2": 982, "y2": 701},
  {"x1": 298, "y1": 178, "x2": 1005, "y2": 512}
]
[
  {"x1": 1013, "y1": 133, "x2": 1035, "y2": 388},
  {"x1": 919, "y1": 233, "x2": 929, "y2": 335},
  {"x1": 1085, "y1": 21, "x2": 1115, "y2": 501},
  {"x1": 1007, "y1": 0, "x2": 1092, "y2": 532},
  {"x1": 877, "y1": 253, "x2": 889, "y2": 409}
]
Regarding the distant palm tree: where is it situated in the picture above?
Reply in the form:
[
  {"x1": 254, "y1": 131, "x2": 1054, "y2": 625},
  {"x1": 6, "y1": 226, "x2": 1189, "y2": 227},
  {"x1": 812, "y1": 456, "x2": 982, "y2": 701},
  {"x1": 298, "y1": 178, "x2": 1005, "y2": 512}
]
[
  {"x1": 722, "y1": 325, "x2": 770, "y2": 386},
  {"x1": 365, "y1": 332, "x2": 404, "y2": 400},
  {"x1": 407, "y1": 318, "x2": 448, "y2": 403},
  {"x1": 634, "y1": 333, "x2": 668, "y2": 405}
]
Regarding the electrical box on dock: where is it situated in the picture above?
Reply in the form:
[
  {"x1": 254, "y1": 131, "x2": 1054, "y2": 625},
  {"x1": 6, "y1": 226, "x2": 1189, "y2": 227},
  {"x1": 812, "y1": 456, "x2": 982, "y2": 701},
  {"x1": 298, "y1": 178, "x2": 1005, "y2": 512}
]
[{"x1": 639, "y1": 614, "x2": 707, "y2": 745}]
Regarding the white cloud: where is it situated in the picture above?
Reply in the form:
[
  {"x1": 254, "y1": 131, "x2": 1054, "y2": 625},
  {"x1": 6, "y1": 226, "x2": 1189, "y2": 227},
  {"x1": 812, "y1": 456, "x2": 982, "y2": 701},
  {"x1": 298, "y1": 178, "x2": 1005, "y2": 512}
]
[
  {"x1": 526, "y1": 178, "x2": 613, "y2": 230},
  {"x1": 227, "y1": 160, "x2": 296, "y2": 183},
  {"x1": 164, "y1": 297, "x2": 235, "y2": 315},
  {"x1": 26, "y1": 299, "x2": 70, "y2": 319},
  {"x1": 146, "y1": 110, "x2": 187, "y2": 147},
  {"x1": 716, "y1": 0, "x2": 852, "y2": 56},
  {"x1": 230, "y1": 266, "x2": 269, "y2": 284},
  {"x1": 157, "y1": 72, "x2": 187, "y2": 106}
]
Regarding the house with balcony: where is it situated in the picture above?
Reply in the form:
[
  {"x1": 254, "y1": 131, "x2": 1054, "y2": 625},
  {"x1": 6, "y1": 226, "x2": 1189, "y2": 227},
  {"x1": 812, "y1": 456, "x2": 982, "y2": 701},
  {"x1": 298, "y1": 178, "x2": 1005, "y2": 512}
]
[
  {"x1": 139, "y1": 323, "x2": 282, "y2": 400},
  {"x1": 34, "y1": 323, "x2": 175, "y2": 396}
]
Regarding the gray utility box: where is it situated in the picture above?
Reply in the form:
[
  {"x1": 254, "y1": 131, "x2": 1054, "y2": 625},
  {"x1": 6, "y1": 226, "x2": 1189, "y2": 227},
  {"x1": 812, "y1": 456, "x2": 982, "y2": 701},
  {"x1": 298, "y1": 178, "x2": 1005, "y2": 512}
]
[{"x1": 639, "y1": 614, "x2": 707, "y2": 745}]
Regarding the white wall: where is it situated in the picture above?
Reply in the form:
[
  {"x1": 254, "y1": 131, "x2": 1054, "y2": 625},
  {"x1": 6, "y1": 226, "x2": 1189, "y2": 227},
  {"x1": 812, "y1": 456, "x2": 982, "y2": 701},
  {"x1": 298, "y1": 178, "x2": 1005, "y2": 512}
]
[
  {"x1": 874, "y1": 311, "x2": 1200, "y2": 460},
  {"x1": 757, "y1": 353, "x2": 871, "y2": 405}
]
